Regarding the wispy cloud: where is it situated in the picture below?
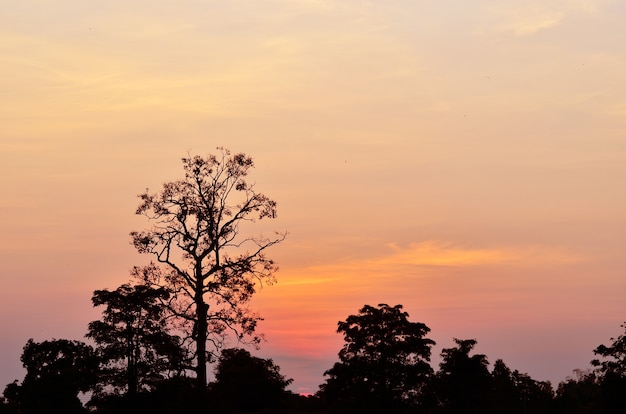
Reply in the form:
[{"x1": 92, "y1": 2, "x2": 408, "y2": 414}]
[
  {"x1": 299, "y1": 241, "x2": 584, "y2": 275},
  {"x1": 489, "y1": 0, "x2": 611, "y2": 36},
  {"x1": 377, "y1": 241, "x2": 522, "y2": 266},
  {"x1": 379, "y1": 241, "x2": 583, "y2": 267},
  {"x1": 490, "y1": 3, "x2": 565, "y2": 36},
  {"x1": 263, "y1": 240, "x2": 586, "y2": 313}
]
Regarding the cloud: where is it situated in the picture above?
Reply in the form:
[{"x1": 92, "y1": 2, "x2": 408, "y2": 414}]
[
  {"x1": 377, "y1": 241, "x2": 520, "y2": 266},
  {"x1": 298, "y1": 241, "x2": 584, "y2": 275},
  {"x1": 489, "y1": 0, "x2": 612, "y2": 36},
  {"x1": 379, "y1": 241, "x2": 584, "y2": 267},
  {"x1": 491, "y1": 5, "x2": 564, "y2": 36},
  {"x1": 269, "y1": 240, "x2": 585, "y2": 300},
  {"x1": 509, "y1": 12, "x2": 564, "y2": 35}
]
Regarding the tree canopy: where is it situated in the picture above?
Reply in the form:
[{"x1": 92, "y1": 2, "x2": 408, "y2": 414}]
[
  {"x1": 435, "y1": 338, "x2": 492, "y2": 414},
  {"x1": 130, "y1": 148, "x2": 286, "y2": 387},
  {"x1": 210, "y1": 348, "x2": 293, "y2": 413},
  {"x1": 592, "y1": 322, "x2": 626, "y2": 378},
  {"x1": 590, "y1": 322, "x2": 626, "y2": 413},
  {"x1": 86, "y1": 283, "x2": 185, "y2": 398},
  {"x1": 9, "y1": 339, "x2": 98, "y2": 414},
  {"x1": 319, "y1": 303, "x2": 435, "y2": 413}
]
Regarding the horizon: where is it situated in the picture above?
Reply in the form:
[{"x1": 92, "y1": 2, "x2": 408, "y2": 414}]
[{"x1": 1, "y1": 0, "x2": 625, "y2": 396}]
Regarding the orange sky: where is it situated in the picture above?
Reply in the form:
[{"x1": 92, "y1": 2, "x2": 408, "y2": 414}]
[{"x1": 1, "y1": 0, "x2": 626, "y2": 395}]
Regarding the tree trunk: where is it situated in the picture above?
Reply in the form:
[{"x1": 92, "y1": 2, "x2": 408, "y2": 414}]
[{"x1": 195, "y1": 297, "x2": 208, "y2": 389}]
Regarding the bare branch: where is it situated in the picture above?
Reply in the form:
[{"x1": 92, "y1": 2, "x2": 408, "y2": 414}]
[{"x1": 130, "y1": 148, "x2": 285, "y2": 388}]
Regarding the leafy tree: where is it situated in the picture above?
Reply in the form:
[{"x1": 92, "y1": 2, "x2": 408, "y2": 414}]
[
  {"x1": 435, "y1": 338, "x2": 492, "y2": 414},
  {"x1": 1, "y1": 381, "x2": 21, "y2": 414},
  {"x1": 86, "y1": 283, "x2": 185, "y2": 399},
  {"x1": 490, "y1": 359, "x2": 519, "y2": 413},
  {"x1": 490, "y1": 358, "x2": 553, "y2": 414},
  {"x1": 510, "y1": 369, "x2": 553, "y2": 414},
  {"x1": 591, "y1": 322, "x2": 626, "y2": 413},
  {"x1": 554, "y1": 370, "x2": 601, "y2": 414},
  {"x1": 13, "y1": 338, "x2": 98, "y2": 413},
  {"x1": 592, "y1": 322, "x2": 626, "y2": 378},
  {"x1": 209, "y1": 348, "x2": 293, "y2": 412},
  {"x1": 319, "y1": 304, "x2": 435, "y2": 413},
  {"x1": 130, "y1": 148, "x2": 286, "y2": 388}
]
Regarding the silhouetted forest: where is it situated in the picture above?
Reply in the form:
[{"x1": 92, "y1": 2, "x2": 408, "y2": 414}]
[
  {"x1": 1, "y1": 299, "x2": 624, "y2": 413},
  {"x1": 2, "y1": 152, "x2": 623, "y2": 413}
]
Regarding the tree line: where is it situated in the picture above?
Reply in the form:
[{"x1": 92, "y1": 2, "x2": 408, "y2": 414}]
[
  {"x1": 1, "y1": 301, "x2": 624, "y2": 413},
  {"x1": 1, "y1": 148, "x2": 623, "y2": 413},
  {"x1": 317, "y1": 304, "x2": 626, "y2": 414}
]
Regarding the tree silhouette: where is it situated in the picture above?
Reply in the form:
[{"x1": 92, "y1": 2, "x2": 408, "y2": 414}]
[
  {"x1": 86, "y1": 283, "x2": 185, "y2": 399},
  {"x1": 12, "y1": 339, "x2": 98, "y2": 414},
  {"x1": 319, "y1": 304, "x2": 435, "y2": 413},
  {"x1": 490, "y1": 359, "x2": 519, "y2": 413},
  {"x1": 554, "y1": 370, "x2": 601, "y2": 414},
  {"x1": 592, "y1": 322, "x2": 626, "y2": 378},
  {"x1": 490, "y1": 359, "x2": 553, "y2": 414},
  {"x1": 435, "y1": 338, "x2": 492, "y2": 414},
  {"x1": 591, "y1": 322, "x2": 626, "y2": 413},
  {"x1": 130, "y1": 148, "x2": 285, "y2": 388},
  {"x1": 210, "y1": 348, "x2": 293, "y2": 412}
]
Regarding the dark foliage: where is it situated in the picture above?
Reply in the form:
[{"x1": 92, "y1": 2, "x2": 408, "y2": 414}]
[
  {"x1": 554, "y1": 370, "x2": 602, "y2": 414},
  {"x1": 318, "y1": 304, "x2": 435, "y2": 413},
  {"x1": 1, "y1": 293, "x2": 624, "y2": 414},
  {"x1": 435, "y1": 338, "x2": 492, "y2": 414},
  {"x1": 5, "y1": 339, "x2": 98, "y2": 414},
  {"x1": 209, "y1": 348, "x2": 293, "y2": 413},
  {"x1": 591, "y1": 322, "x2": 626, "y2": 413},
  {"x1": 490, "y1": 358, "x2": 553, "y2": 413},
  {"x1": 86, "y1": 283, "x2": 186, "y2": 400},
  {"x1": 88, "y1": 377, "x2": 205, "y2": 414},
  {"x1": 490, "y1": 358, "x2": 519, "y2": 412},
  {"x1": 592, "y1": 322, "x2": 626, "y2": 377}
]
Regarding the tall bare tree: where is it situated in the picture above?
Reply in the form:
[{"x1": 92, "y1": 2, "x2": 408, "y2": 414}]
[{"x1": 130, "y1": 148, "x2": 285, "y2": 388}]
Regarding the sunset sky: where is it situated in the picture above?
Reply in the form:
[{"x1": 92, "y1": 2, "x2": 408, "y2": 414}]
[{"x1": 1, "y1": 0, "x2": 625, "y2": 395}]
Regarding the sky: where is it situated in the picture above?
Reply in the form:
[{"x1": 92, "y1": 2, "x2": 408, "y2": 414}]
[{"x1": 1, "y1": 0, "x2": 625, "y2": 396}]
